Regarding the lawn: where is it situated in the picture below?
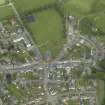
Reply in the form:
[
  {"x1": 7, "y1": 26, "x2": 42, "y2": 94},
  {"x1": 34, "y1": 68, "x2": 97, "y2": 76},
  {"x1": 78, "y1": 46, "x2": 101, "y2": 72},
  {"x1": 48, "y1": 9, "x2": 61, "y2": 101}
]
[
  {"x1": 12, "y1": 0, "x2": 57, "y2": 13},
  {"x1": 26, "y1": 9, "x2": 65, "y2": 58},
  {"x1": 0, "y1": 5, "x2": 14, "y2": 20},
  {"x1": 63, "y1": 0, "x2": 96, "y2": 18}
]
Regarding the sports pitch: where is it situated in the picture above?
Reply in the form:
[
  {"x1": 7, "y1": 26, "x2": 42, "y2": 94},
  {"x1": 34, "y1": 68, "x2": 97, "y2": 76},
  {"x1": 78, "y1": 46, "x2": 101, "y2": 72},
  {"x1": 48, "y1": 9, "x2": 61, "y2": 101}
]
[{"x1": 26, "y1": 9, "x2": 65, "y2": 58}]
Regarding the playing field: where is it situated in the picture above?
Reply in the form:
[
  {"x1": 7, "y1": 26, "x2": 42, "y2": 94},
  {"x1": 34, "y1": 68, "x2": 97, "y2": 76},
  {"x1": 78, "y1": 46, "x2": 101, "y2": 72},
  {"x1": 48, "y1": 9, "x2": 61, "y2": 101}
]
[
  {"x1": 63, "y1": 0, "x2": 96, "y2": 18},
  {"x1": 26, "y1": 9, "x2": 65, "y2": 58},
  {"x1": 13, "y1": 0, "x2": 57, "y2": 13},
  {"x1": 0, "y1": 5, "x2": 14, "y2": 20}
]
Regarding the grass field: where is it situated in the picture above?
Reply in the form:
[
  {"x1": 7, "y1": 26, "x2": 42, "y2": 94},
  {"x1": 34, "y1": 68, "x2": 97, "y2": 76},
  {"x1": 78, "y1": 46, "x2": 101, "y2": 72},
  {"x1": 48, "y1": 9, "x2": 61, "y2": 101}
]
[
  {"x1": 62, "y1": 0, "x2": 105, "y2": 41},
  {"x1": 79, "y1": 13, "x2": 105, "y2": 37},
  {"x1": 13, "y1": 0, "x2": 57, "y2": 13},
  {"x1": 0, "y1": 5, "x2": 14, "y2": 20},
  {"x1": 0, "y1": 0, "x2": 5, "y2": 5},
  {"x1": 63, "y1": 0, "x2": 96, "y2": 18},
  {"x1": 94, "y1": 14, "x2": 105, "y2": 33},
  {"x1": 91, "y1": 0, "x2": 105, "y2": 13},
  {"x1": 97, "y1": 80, "x2": 105, "y2": 105},
  {"x1": 26, "y1": 9, "x2": 65, "y2": 58}
]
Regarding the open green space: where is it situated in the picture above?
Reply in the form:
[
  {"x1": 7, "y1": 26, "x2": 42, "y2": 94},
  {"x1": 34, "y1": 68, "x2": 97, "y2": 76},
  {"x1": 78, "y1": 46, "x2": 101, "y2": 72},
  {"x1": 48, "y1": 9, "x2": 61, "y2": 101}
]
[
  {"x1": 62, "y1": 0, "x2": 105, "y2": 18},
  {"x1": 60, "y1": 0, "x2": 105, "y2": 47},
  {"x1": 12, "y1": 0, "x2": 57, "y2": 13},
  {"x1": 93, "y1": 14, "x2": 105, "y2": 33},
  {"x1": 72, "y1": 0, "x2": 105, "y2": 39},
  {"x1": 91, "y1": 0, "x2": 105, "y2": 13},
  {"x1": 96, "y1": 80, "x2": 105, "y2": 105},
  {"x1": 0, "y1": 0, "x2": 5, "y2": 5},
  {"x1": 26, "y1": 9, "x2": 65, "y2": 58},
  {"x1": 63, "y1": 0, "x2": 96, "y2": 18},
  {"x1": 0, "y1": 5, "x2": 14, "y2": 20},
  {"x1": 79, "y1": 17, "x2": 95, "y2": 36},
  {"x1": 78, "y1": 15, "x2": 105, "y2": 46},
  {"x1": 79, "y1": 14, "x2": 105, "y2": 36}
]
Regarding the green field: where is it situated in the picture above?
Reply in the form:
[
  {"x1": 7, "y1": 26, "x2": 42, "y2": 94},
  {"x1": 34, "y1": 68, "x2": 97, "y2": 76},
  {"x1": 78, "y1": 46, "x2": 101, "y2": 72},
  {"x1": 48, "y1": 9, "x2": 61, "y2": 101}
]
[
  {"x1": 0, "y1": 5, "x2": 14, "y2": 20},
  {"x1": 13, "y1": 0, "x2": 57, "y2": 13},
  {"x1": 26, "y1": 9, "x2": 65, "y2": 58},
  {"x1": 62, "y1": 0, "x2": 105, "y2": 41},
  {"x1": 97, "y1": 80, "x2": 105, "y2": 105},
  {"x1": 0, "y1": 0, "x2": 5, "y2": 5},
  {"x1": 63, "y1": 0, "x2": 96, "y2": 18},
  {"x1": 79, "y1": 13, "x2": 105, "y2": 38},
  {"x1": 91, "y1": 0, "x2": 105, "y2": 13},
  {"x1": 63, "y1": 0, "x2": 105, "y2": 19},
  {"x1": 94, "y1": 14, "x2": 105, "y2": 33},
  {"x1": 68, "y1": 0, "x2": 105, "y2": 37}
]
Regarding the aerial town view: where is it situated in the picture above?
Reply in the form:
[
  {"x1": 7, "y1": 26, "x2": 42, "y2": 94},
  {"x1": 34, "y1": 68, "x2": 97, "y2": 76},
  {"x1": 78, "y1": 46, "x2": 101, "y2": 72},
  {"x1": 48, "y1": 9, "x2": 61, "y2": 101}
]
[{"x1": 0, "y1": 0, "x2": 105, "y2": 105}]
